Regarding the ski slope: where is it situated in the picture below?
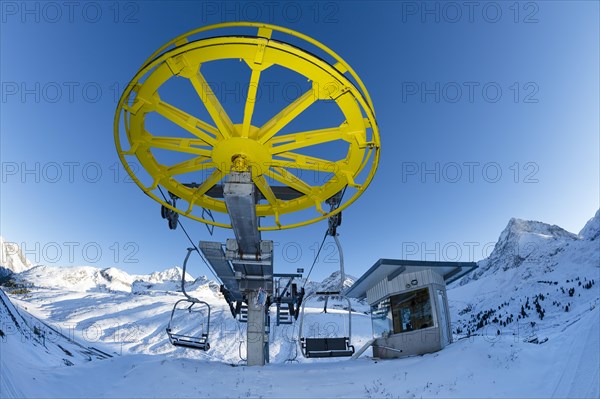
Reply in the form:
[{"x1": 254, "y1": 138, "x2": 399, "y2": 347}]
[
  {"x1": 2, "y1": 301, "x2": 597, "y2": 398},
  {"x1": 0, "y1": 211, "x2": 598, "y2": 398}
]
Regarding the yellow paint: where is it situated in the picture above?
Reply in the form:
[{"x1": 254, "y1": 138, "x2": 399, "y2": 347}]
[{"x1": 114, "y1": 22, "x2": 380, "y2": 230}]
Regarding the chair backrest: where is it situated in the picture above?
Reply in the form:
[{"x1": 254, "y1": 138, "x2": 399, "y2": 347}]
[
  {"x1": 305, "y1": 338, "x2": 328, "y2": 352},
  {"x1": 305, "y1": 337, "x2": 350, "y2": 352},
  {"x1": 325, "y1": 337, "x2": 348, "y2": 351}
]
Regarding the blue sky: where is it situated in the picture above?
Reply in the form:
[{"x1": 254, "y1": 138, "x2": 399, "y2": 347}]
[{"x1": 1, "y1": 1, "x2": 598, "y2": 281}]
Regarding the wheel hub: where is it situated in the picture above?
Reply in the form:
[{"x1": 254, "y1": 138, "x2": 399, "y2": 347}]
[{"x1": 211, "y1": 125, "x2": 272, "y2": 176}]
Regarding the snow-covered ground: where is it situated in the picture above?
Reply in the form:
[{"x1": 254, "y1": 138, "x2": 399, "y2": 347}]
[{"x1": 0, "y1": 211, "x2": 598, "y2": 398}]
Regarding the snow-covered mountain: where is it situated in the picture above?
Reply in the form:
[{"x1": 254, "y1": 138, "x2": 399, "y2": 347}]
[
  {"x1": 316, "y1": 270, "x2": 356, "y2": 292},
  {"x1": 301, "y1": 270, "x2": 356, "y2": 295},
  {"x1": 450, "y1": 211, "x2": 599, "y2": 342},
  {"x1": 13, "y1": 265, "x2": 131, "y2": 292},
  {"x1": 0, "y1": 237, "x2": 33, "y2": 277},
  {"x1": 461, "y1": 217, "x2": 583, "y2": 284},
  {"x1": 580, "y1": 209, "x2": 600, "y2": 241},
  {"x1": 4, "y1": 254, "x2": 352, "y2": 297},
  {"x1": 7, "y1": 264, "x2": 207, "y2": 294},
  {"x1": 131, "y1": 269, "x2": 217, "y2": 296}
]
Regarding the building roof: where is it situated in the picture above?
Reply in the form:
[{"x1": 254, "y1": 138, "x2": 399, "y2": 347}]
[{"x1": 345, "y1": 259, "x2": 478, "y2": 299}]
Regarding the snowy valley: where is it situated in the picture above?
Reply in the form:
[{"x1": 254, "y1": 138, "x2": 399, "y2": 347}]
[{"x1": 0, "y1": 211, "x2": 598, "y2": 398}]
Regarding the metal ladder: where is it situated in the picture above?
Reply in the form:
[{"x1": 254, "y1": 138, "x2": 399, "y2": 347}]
[
  {"x1": 238, "y1": 304, "x2": 248, "y2": 323},
  {"x1": 238, "y1": 304, "x2": 271, "y2": 333},
  {"x1": 276, "y1": 303, "x2": 293, "y2": 325}
]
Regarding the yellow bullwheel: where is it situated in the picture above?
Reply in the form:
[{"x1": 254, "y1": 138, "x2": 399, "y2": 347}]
[{"x1": 114, "y1": 22, "x2": 380, "y2": 231}]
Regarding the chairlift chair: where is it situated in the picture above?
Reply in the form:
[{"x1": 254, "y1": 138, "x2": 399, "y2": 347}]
[
  {"x1": 298, "y1": 291, "x2": 355, "y2": 358},
  {"x1": 165, "y1": 248, "x2": 211, "y2": 351},
  {"x1": 166, "y1": 298, "x2": 211, "y2": 350}
]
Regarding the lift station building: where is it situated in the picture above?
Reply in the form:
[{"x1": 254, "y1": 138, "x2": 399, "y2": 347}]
[{"x1": 346, "y1": 259, "x2": 477, "y2": 359}]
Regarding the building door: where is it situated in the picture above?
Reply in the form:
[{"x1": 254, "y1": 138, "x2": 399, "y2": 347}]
[{"x1": 437, "y1": 289, "x2": 450, "y2": 345}]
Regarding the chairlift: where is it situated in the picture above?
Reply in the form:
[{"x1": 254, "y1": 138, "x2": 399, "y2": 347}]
[
  {"x1": 298, "y1": 227, "x2": 354, "y2": 358},
  {"x1": 166, "y1": 248, "x2": 211, "y2": 351},
  {"x1": 298, "y1": 291, "x2": 355, "y2": 358}
]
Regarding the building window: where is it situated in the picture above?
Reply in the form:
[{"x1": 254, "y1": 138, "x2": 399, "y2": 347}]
[
  {"x1": 390, "y1": 288, "x2": 433, "y2": 333},
  {"x1": 371, "y1": 298, "x2": 392, "y2": 337}
]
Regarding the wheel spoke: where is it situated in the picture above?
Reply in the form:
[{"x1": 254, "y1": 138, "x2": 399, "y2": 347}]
[
  {"x1": 194, "y1": 169, "x2": 223, "y2": 196},
  {"x1": 189, "y1": 69, "x2": 235, "y2": 138},
  {"x1": 144, "y1": 136, "x2": 213, "y2": 157},
  {"x1": 154, "y1": 100, "x2": 219, "y2": 145},
  {"x1": 252, "y1": 174, "x2": 279, "y2": 208},
  {"x1": 258, "y1": 88, "x2": 317, "y2": 144},
  {"x1": 269, "y1": 126, "x2": 343, "y2": 154},
  {"x1": 166, "y1": 156, "x2": 215, "y2": 176},
  {"x1": 272, "y1": 152, "x2": 341, "y2": 173},
  {"x1": 269, "y1": 167, "x2": 314, "y2": 195},
  {"x1": 241, "y1": 68, "x2": 262, "y2": 138},
  {"x1": 185, "y1": 169, "x2": 223, "y2": 214}
]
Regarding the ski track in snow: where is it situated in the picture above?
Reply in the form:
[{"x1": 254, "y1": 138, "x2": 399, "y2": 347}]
[
  {"x1": 0, "y1": 358, "x2": 22, "y2": 399},
  {"x1": 552, "y1": 307, "x2": 600, "y2": 398}
]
